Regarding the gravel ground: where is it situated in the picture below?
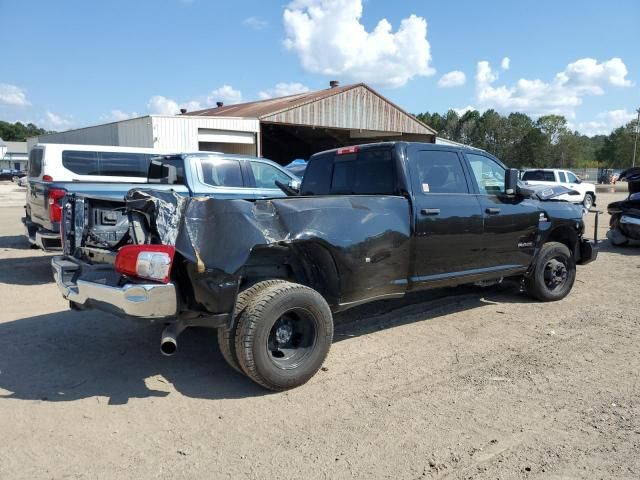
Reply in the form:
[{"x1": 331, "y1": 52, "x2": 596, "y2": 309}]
[{"x1": 0, "y1": 182, "x2": 638, "y2": 479}]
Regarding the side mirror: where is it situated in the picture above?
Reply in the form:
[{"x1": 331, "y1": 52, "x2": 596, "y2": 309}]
[
  {"x1": 505, "y1": 168, "x2": 519, "y2": 195},
  {"x1": 289, "y1": 179, "x2": 301, "y2": 190}
]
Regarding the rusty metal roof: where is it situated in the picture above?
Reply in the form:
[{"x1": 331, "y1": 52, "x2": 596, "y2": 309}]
[{"x1": 184, "y1": 83, "x2": 436, "y2": 135}]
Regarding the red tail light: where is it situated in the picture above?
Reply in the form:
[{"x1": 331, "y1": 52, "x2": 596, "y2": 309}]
[
  {"x1": 43, "y1": 175, "x2": 54, "y2": 182},
  {"x1": 337, "y1": 146, "x2": 359, "y2": 155},
  {"x1": 115, "y1": 245, "x2": 176, "y2": 283},
  {"x1": 48, "y1": 188, "x2": 66, "y2": 222}
]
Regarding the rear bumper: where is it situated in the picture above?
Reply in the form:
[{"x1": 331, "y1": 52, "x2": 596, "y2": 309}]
[
  {"x1": 22, "y1": 217, "x2": 61, "y2": 251},
  {"x1": 577, "y1": 239, "x2": 598, "y2": 265},
  {"x1": 51, "y1": 256, "x2": 177, "y2": 319}
]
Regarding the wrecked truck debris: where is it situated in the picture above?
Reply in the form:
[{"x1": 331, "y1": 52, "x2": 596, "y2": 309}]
[{"x1": 607, "y1": 167, "x2": 640, "y2": 245}]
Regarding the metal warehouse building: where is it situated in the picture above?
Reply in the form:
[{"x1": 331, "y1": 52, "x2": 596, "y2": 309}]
[{"x1": 29, "y1": 82, "x2": 436, "y2": 165}]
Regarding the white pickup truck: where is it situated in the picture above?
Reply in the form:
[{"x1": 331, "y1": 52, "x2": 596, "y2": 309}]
[{"x1": 521, "y1": 169, "x2": 596, "y2": 210}]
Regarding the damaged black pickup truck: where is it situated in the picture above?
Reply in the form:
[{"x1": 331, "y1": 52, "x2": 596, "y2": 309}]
[{"x1": 52, "y1": 142, "x2": 597, "y2": 390}]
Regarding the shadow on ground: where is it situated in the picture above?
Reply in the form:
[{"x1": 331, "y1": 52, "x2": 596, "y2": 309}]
[
  {"x1": 0, "y1": 282, "x2": 532, "y2": 404},
  {"x1": 597, "y1": 239, "x2": 640, "y2": 256},
  {"x1": 0, "y1": 310, "x2": 266, "y2": 403},
  {"x1": 0, "y1": 255, "x2": 54, "y2": 285},
  {"x1": 334, "y1": 281, "x2": 533, "y2": 340},
  {"x1": 0, "y1": 234, "x2": 32, "y2": 249}
]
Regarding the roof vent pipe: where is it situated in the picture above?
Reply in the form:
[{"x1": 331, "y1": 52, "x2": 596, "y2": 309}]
[
  {"x1": 329, "y1": 80, "x2": 339, "y2": 88},
  {"x1": 216, "y1": 101, "x2": 224, "y2": 107},
  {"x1": 179, "y1": 108, "x2": 187, "y2": 114}
]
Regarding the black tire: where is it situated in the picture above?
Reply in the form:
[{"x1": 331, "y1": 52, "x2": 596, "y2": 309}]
[
  {"x1": 583, "y1": 193, "x2": 595, "y2": 210},
  {"x1": 217, "y1": 279, "x2": 286, "y2": 374},
  {"x1": 525, "y1": 242, "x2": 576, "y2": 302},
  {"x1": 235, "y1": 282, "x2": 333, "y2": 391}
]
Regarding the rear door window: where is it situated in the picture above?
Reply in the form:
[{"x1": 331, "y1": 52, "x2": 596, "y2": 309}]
[
  {"x1": 414, "y1": 150, "x2": 469, "y2": 194},
  {"x1": 99, "y1": 152, "x2": 151, "y2": 177},
  {"x1": 558, "y1": 171, "x2": 567, "y2": 183},
  {"x1": 28, "y1": 149, "x2": 43, "y2": 177},
  {"x1": 200, "y1": 158, "x2": 245, "y2": 187},
  {"x1": 522, "y1": 170, "x2": 555, "y2": 182},
  {"x1": 62, "y1": 151, "x2": 100, "y2": 175},
  {"x1": 62, "y1": 150, "x2": 151, "y2": 177}
]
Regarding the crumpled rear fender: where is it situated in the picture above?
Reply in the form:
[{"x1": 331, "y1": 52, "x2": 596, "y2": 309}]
[{"x1": 125, "y1": 190, "x2": 412, "y2": 314}]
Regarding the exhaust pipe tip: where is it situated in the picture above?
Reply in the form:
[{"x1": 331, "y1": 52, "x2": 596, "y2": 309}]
[
  {"x1": 160, "y1": 324, "x2": 178, "y2": 356},
  {"x1": 161, "y1": 338, "x2": 177, "y2": 356}
]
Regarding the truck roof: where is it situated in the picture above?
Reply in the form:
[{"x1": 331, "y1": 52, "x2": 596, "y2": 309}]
[
  {"x1": 523, "y1": 168, "x2": 569, "y2": 172},
  {"x1": 311, "y1": 141, "x2": 484, "y2": 158}
]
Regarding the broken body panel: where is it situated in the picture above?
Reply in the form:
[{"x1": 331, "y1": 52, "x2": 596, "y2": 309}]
[{"x1": 607, "y1": 167, "x2": 640, "y2": 241}]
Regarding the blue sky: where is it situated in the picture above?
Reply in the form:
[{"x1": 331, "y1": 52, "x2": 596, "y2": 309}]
[{"x1": 1, "y1": 0, "x2": 638, "y2": 135}]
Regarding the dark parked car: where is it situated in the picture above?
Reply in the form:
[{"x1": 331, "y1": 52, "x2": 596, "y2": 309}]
[
  {"x1": 52, "y1": 142, "x2": 597, "y2": 391},
  {"x1": 0, "y1": 169, "x2": 24, "y2": 180}
]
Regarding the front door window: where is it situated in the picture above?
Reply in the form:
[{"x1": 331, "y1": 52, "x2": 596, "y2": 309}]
[{"x1": 466, "y1": 153, "x2": 506, "y2": 195}]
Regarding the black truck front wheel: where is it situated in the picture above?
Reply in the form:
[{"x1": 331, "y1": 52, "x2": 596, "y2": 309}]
[
  {"x1": 525, "y1": 242, "x2": 576, "y2": 302},
  {"x1": 235, "y1": 281, "x2": 333, "y2": 391},
  {"x1": 217, "y1": 279, "x2": 287, "y2": 374}
]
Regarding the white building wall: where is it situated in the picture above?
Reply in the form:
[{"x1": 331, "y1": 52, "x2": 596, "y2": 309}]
[
  {"x1": 28, "y1": 115, "x2": 261, "y2": 154},
  {"x1": 150, "y1": 116, "x2": 259, "y2": 153}
]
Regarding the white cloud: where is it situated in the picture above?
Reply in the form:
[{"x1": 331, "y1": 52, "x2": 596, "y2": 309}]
[
  {"x1": 500, "y1": 57, "x2": 510, "y2": 70},
  {"x1": 576, "y1": 109, "x2": 637, "y2": 136},
  {"x1": 453, "y1": 105, "x2": 476, "y2": 116},
  {"x1": 103, "y1": 109, "x2": 139, "y2": 121},
  {"x1": 243, "y1": 16, "x2": 268, "y2": 29},
  {"x1": 147, "y1": 95, "x2": 202, "y2": 115},
  {"x1": 41, "y1": 111, "x2": 73, "y2": 130},
  {"x1": 258, "y1": 82, "x2": 310, "y2": 99},
  {"x1": 147, "y1": 85, "x2": 242, "y2": 115},
  {"x1": 437, "y1": 71, "x2": 466, "y2": 88},
  {"x1": 474, "y1": 57, "x2": 633, "y2": 118},
  {"x1": 205, "y1": 85, "x2": 243, "y2": 106},
  {"x1": 147, "y1": 95, "x2": 181, "y2": 115},
  {"x1": 557, "y1": 57, "x2": 633, "y2": 92},
  {"x1": 0, "y1": 83, "x2": 30, "y2": 106},
  {"x1": 283, "y1": 0, "x2": 435, "y2": 88}
]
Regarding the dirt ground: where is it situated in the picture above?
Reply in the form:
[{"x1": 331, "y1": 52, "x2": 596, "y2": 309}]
[{"x1": 0, "y1": 181, "x2": 638, "y2": 479}]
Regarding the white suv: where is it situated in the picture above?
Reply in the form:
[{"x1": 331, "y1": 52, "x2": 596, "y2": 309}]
[
  {"x1": 521, "y1": 169, "x2": 596, "y2": 210},
  {"x1": 27, "y1": 143, "x2": 168, "y2": 183}
]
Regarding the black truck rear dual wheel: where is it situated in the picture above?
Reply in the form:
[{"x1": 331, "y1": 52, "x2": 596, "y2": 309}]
[
  {"x1": 525, "y1": 242, "x2": 576, "y2": 302},
  {"x1": 234, "y1": 282, "x2": 334, "y2": 391},
  {"x1": 217, "y1": 280, "x2": 286, "y2": 374}
]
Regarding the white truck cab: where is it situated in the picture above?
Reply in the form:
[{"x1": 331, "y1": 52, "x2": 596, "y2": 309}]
[{"x1": 521, "y1": 169, "x2": 596, "y2": 210}]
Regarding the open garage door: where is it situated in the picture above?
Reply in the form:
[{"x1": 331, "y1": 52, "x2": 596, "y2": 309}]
[
  {"x1": 198, "y1": 128, "x2": 257, "y2": 155},
  {"x1": 261, "y1": 122, "x2": 433, "y2": 165}
]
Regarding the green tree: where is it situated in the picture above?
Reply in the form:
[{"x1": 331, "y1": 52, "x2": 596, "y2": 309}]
[
  {"x1": 0, "y1": 121, "x2": 51, "y2": 141},
  {"x1": 596, "y1": 120, "x2": 639, "y2": 168}
]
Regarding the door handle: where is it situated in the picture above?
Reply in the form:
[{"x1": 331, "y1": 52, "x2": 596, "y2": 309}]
[
  {"x1": 421, "y1": 208, "x2": 441, "y2": 216},
  {"x1": 486, "y1": 207, "x2": 501, "y2": 214}
]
